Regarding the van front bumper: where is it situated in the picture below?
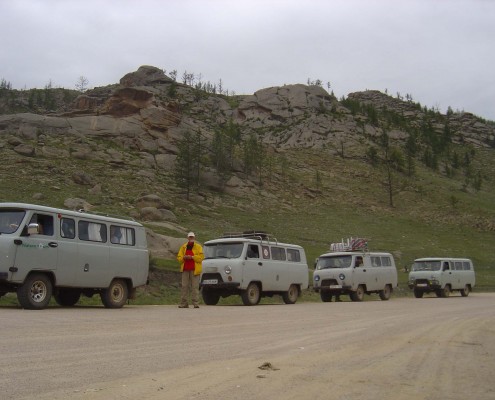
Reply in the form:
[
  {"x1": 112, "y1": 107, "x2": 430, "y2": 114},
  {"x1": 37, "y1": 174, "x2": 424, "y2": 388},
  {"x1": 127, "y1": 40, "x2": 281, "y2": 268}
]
[
  {"x1": 408, "y1": 280, "x2": 440, "y2": 290},
  {"x1": 314, "y1": 284, "x2": 352, "y2": 292},
  {"x1": 200, "y1": 282, "x2": 240, "y2": 289}
]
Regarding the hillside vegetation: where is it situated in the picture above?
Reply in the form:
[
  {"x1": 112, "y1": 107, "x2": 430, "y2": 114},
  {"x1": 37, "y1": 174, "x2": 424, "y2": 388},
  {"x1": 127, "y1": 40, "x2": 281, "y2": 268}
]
[{"x1": 0, "y1": 66, "x2": 494, "y2": 304}]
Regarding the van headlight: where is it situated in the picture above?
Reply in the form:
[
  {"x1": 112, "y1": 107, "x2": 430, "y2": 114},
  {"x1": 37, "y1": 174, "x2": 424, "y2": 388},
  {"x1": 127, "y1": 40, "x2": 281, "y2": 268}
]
[
  {"x1": 224, "y1": 265, "x2": 232, "y2": 274},
  {"x1": 339, "y1": 273, "x2": 346, "y2": 280},
  {"x1": 314, "y1": 275, "x2": 320, "y2": 282}
]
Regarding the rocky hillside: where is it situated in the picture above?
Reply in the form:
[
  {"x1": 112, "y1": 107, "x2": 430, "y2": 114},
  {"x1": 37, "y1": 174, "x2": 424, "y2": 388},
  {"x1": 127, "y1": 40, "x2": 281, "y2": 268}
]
[{"x1": 0, "y1": 65, "x2": 494, "y2": 261}]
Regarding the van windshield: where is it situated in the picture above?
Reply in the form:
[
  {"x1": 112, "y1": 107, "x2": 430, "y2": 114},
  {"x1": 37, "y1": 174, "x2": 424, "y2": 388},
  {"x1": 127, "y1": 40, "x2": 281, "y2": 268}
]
[
  {"x1": 412, "y1": 261, "x2": 441, "y2": 271},
  {"x1": 204, "y1": 242, "x2": 244, "y2": 259},
  {"x1": 316, "y1": 255, "x2": 352, "y2": 270},
  {"x1": 0, "y1": 210, "x2": 26, "y2": 234}
]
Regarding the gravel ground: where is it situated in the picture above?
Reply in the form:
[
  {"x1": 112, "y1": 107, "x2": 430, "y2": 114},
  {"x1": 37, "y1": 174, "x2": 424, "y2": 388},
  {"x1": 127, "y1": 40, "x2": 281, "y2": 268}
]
[{"x1": 1, "y1": 293, "x2": 494, "y2": 400}]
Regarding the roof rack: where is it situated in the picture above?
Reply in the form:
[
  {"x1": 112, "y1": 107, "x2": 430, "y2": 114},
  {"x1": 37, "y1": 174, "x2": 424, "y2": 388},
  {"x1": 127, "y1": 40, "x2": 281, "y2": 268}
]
[
  {"x1": 330, "y1": 237, "x2": 368, "y2": 252},
  {"x1": 222, "y1": 230, "x2": 275, "y2": 242}
]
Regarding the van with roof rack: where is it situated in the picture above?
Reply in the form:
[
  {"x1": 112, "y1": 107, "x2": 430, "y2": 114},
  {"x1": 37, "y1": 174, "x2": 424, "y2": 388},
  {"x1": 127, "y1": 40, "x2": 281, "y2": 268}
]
[
  {"x1": 0, "y1": 203, "x2": 149, "y2": 309},
  {"x1": 200, "y1": 231, "x2": 309, "y2": 305},
  {"x1": 408, "y1": 257, "x2": 475, "y2": 298},
  {"x1": 313, "y1": 238, "x2": 398, "y2": 302}
]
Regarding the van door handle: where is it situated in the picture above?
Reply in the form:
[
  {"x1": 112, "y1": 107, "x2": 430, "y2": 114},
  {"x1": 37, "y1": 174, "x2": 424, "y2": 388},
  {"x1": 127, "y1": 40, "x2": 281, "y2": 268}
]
[
  {"x1": 258, "y1": 262, "x2": 263, "y2": 266},
  {"x1": 363, "y1": 269, "x2": 367, "y2": 272},
  {"x1": 48, "y1": 242, "x2": 58, "y2": 248}
]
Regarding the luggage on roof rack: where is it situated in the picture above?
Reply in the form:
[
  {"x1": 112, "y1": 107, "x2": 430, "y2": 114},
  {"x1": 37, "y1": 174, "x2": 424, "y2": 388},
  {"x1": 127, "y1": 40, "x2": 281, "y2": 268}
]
[{"x1": 330, "y1": 237, "x2": 368, "y2": 252}]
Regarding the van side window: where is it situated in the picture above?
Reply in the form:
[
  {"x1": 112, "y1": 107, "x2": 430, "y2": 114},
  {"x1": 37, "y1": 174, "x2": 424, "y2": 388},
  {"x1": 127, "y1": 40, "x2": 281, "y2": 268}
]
[
  {"x1": 463, "y1": 262, "x2": 471, "y2": 271},
  {"x1": 246, "y1": 244, "x2": 259, "y2": 258},
  {"x1": 287, "y1": 249, "x2": 301, "y2": 262},
  {"x1": 381, "y1": 257, "x2": 392, "y2": 267},
  {"x1": 262, "y1": 246, "x2": 270, "y2": 259},
  {"x1": 78, "y1": 220, "x2": 107, "y2": 242},
  {"x1": 443, "y1": 262, "x2": 450, "y2": 271},
  {"x1": 60, "y1": 218, "x2": 76, "y2": 239},
  {"x1": 371, "y1": 256, "x2": 382, "y2": 267},
  {"x1": 454, "y1": 261, "x2": 463, "y2": 270},
  {"x1": 29, "y1": 213, "x2": 54, "y2": 236},
  {"x1": 271, "y1": 247, "x2": 286, "y2": 261}
]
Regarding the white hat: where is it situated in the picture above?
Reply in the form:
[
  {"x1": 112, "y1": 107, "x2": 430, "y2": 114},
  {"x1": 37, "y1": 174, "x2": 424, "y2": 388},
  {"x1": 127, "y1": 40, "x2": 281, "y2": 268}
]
[{"x1": 187, "y1": 232, "x2": 195, "y2": 237}]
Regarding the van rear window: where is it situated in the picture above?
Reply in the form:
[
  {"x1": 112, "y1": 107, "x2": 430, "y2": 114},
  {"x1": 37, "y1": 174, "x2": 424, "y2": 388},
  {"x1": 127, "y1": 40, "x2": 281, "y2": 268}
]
[
  {"x1": 287, "y1": 248, "x2": 301, "y2": 262},
  {"x1": 110, "y1": 225, "x2": 135, "y2": 245},
  {"x1": 271, "y1": 247, "x2": 286, "y2": 261}
]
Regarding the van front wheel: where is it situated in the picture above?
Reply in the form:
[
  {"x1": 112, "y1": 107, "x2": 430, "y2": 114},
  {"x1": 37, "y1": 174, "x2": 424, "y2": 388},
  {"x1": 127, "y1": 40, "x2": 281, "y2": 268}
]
[
  {"x1": 350, "y1": 285, "x2": 365, "y2": 302},
  {"x1": 440, "y1": 285, "x2": 451, "y2": 298},
  {"x1": 414, "y1": 288, "x2": 424, "y2": 298},
  {"x1": 320, "y1": 291, "x2": 332, "y2": 302},
  {"x1": 379, "y1": 284, "x2": 392, "y2": 300},
  {"x1": 282, "y1": 284, "x2": 299, "y2": 304},
  {"x1": 17, "y1": 273, "x2": 53, "y2": 310},
  {"x1": 101, "y1": 279, "x2": 128, "y2": 308},
  {"x1": 241, "y1": 282, "x2": 260, "y2": 306}
]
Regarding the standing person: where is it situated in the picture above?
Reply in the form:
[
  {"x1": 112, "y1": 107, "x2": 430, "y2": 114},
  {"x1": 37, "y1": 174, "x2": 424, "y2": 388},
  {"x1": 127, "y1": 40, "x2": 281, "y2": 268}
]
[{"x1": 177, "y1": 232, "x2": 204, "y2": 308}]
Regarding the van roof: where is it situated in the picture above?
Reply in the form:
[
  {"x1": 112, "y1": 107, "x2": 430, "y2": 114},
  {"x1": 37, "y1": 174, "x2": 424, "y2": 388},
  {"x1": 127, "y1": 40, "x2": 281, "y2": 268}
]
[
  {"x1": 205, "y1": 237, "x2": 304, "y2": 249},
  {"x1": 0, "y1": 202, "x2": 143, "y2": 227},
  {"x1": 414, "y1": 257, "x2": 472, "y2": 262},
  {"x1": 319, "y1": 251, "x2": 393, "y2": 257}
]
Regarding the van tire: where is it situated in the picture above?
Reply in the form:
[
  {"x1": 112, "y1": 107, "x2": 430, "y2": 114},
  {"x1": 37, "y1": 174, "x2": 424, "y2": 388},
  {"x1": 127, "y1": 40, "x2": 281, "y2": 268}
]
[
  {"x1": 320, "y1": 291, "x2": 332, "y2": 302},
  {"x1": 350, "y1": 285, "x2": 365, "y2": 302},
  {"x1": 101, "y1": 279, "x2": 128, "y2": 308},
  {"x1": 17, "y1": 273, "x2": 53, "y2": 310},
  {"x1": 202, "y1": 288, "x2": 220, "y2": 305},
  {"x1": 460, "y1": 285, "x2": 470, "y2": 297},
  {"x1": 241, "y1": 282, "x2": 260, "y2": 306},
  {"x1": 282, "y1": 284, "x2": 299, "y2": 304},
  {"x1": 54, "y1": 289, "x2": 81, "y2": 307},
  {"x1": 379, "y1": 284, "x2": 392, "y2": 300},
  {"x1": 413, "y1": 288, "x2": 424, "y2": 298},
  {"x1": 440, "y1": 285, "x2": 451, "y2": 298}
]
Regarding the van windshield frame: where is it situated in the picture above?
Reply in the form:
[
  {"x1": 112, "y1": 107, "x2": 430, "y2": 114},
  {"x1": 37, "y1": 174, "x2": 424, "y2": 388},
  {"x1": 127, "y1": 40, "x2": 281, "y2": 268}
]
[
  {"x1": 204, "y1": 242, "x2": 244, "y2": 259},
  {"x1": 411, "y1": 260, "x2": 441, "y2": 271},
  {"x1": 316, "y1": 255, "x2": 352, "y2": 270}
]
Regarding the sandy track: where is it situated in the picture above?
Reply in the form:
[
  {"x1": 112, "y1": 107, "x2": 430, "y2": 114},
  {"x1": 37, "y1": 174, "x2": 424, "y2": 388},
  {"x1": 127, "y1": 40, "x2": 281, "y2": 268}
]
[{"x1": 1, "y1": 294, "x2": 494, "y2": 400}]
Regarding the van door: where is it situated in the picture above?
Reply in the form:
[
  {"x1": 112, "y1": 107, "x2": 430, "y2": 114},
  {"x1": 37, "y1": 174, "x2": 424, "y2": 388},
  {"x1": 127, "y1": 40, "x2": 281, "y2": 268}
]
[
  {"x1": 441, "y1": 260, "x2": 452, "y2": 288},
  {"x1": 242, "y1": 244, "x2": 262, "y2": 289},
  {"x1": 266, "y1": 246, "x2": 289, "y2": 291},
  {"x1": 351, "y1": 255, "x2": 368, "y2": 290},
  {"x1": 75, "y1": 220, "x2": 111, "y2": 288},
  {"x1": 55, "y1": 217, "x2": 78, "y2": 286},
  {"x1": 13, "y1": 213, "x2": 58, "y2": 280}
]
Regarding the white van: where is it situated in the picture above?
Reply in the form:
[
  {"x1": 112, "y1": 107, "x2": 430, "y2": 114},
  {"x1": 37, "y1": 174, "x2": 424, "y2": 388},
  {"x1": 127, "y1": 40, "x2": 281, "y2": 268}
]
[
  {"x1": 200, "y1": 232, "x2": 309, "y2": 306},
  {"x1": 0, "y1": 203, "x2": 149, "y2": 309},
  {"x1": 313, "y1": 245, "x2": 398, "y2": 301},
  {"x1": 408, "y1": 257, "x2": 475, "y2": 298}
]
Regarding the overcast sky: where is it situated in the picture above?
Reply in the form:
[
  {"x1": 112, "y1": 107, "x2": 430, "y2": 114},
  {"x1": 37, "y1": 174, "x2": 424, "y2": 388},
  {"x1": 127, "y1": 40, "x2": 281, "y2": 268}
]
[{"x1": 1, "y1": 0, "x2": 494, "y2": 120}]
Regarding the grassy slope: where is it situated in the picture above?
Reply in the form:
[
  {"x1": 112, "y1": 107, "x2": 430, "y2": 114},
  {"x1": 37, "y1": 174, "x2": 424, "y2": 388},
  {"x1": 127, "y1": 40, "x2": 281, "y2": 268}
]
[{"x1": 0, "y1": 128, "x2": 494, "y2": 308}]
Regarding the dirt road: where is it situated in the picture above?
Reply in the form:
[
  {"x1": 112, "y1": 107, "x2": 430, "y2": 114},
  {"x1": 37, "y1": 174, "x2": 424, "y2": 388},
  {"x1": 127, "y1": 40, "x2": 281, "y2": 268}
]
[{"x1": 1, "y1": 294, "x2": 494, "y2": 400}]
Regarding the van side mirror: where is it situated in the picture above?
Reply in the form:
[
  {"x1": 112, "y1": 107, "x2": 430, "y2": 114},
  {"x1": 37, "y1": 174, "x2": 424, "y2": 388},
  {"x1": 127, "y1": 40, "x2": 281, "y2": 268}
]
[{"x1": 27, "y1": 223, "x2": 40, "y2": 235}]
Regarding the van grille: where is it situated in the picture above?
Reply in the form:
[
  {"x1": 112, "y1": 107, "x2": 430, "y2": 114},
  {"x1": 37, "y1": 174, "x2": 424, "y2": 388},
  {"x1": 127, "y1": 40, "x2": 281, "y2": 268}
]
[
  {"x1": 321, "y1": 279, "x2": 338, "y2": 287},
  {"x1": 201, "y1": 273, "x2": 223, "y2": 283}
]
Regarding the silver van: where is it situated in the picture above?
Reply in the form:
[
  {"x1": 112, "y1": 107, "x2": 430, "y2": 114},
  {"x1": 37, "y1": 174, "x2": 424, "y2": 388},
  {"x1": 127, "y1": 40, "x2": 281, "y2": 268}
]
[
  {"x1": 0, "y1": 203, "x2": 149, "y2": 309},
  {"x1": 313, "y1": 250, "x2": 398, "y2": 301},
  {"x1": 408, "y1": 257, "x2": 475, "y2": 298},
  {"x1": 200, "y1": 232, "x2": 309, "y2": 305}
]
